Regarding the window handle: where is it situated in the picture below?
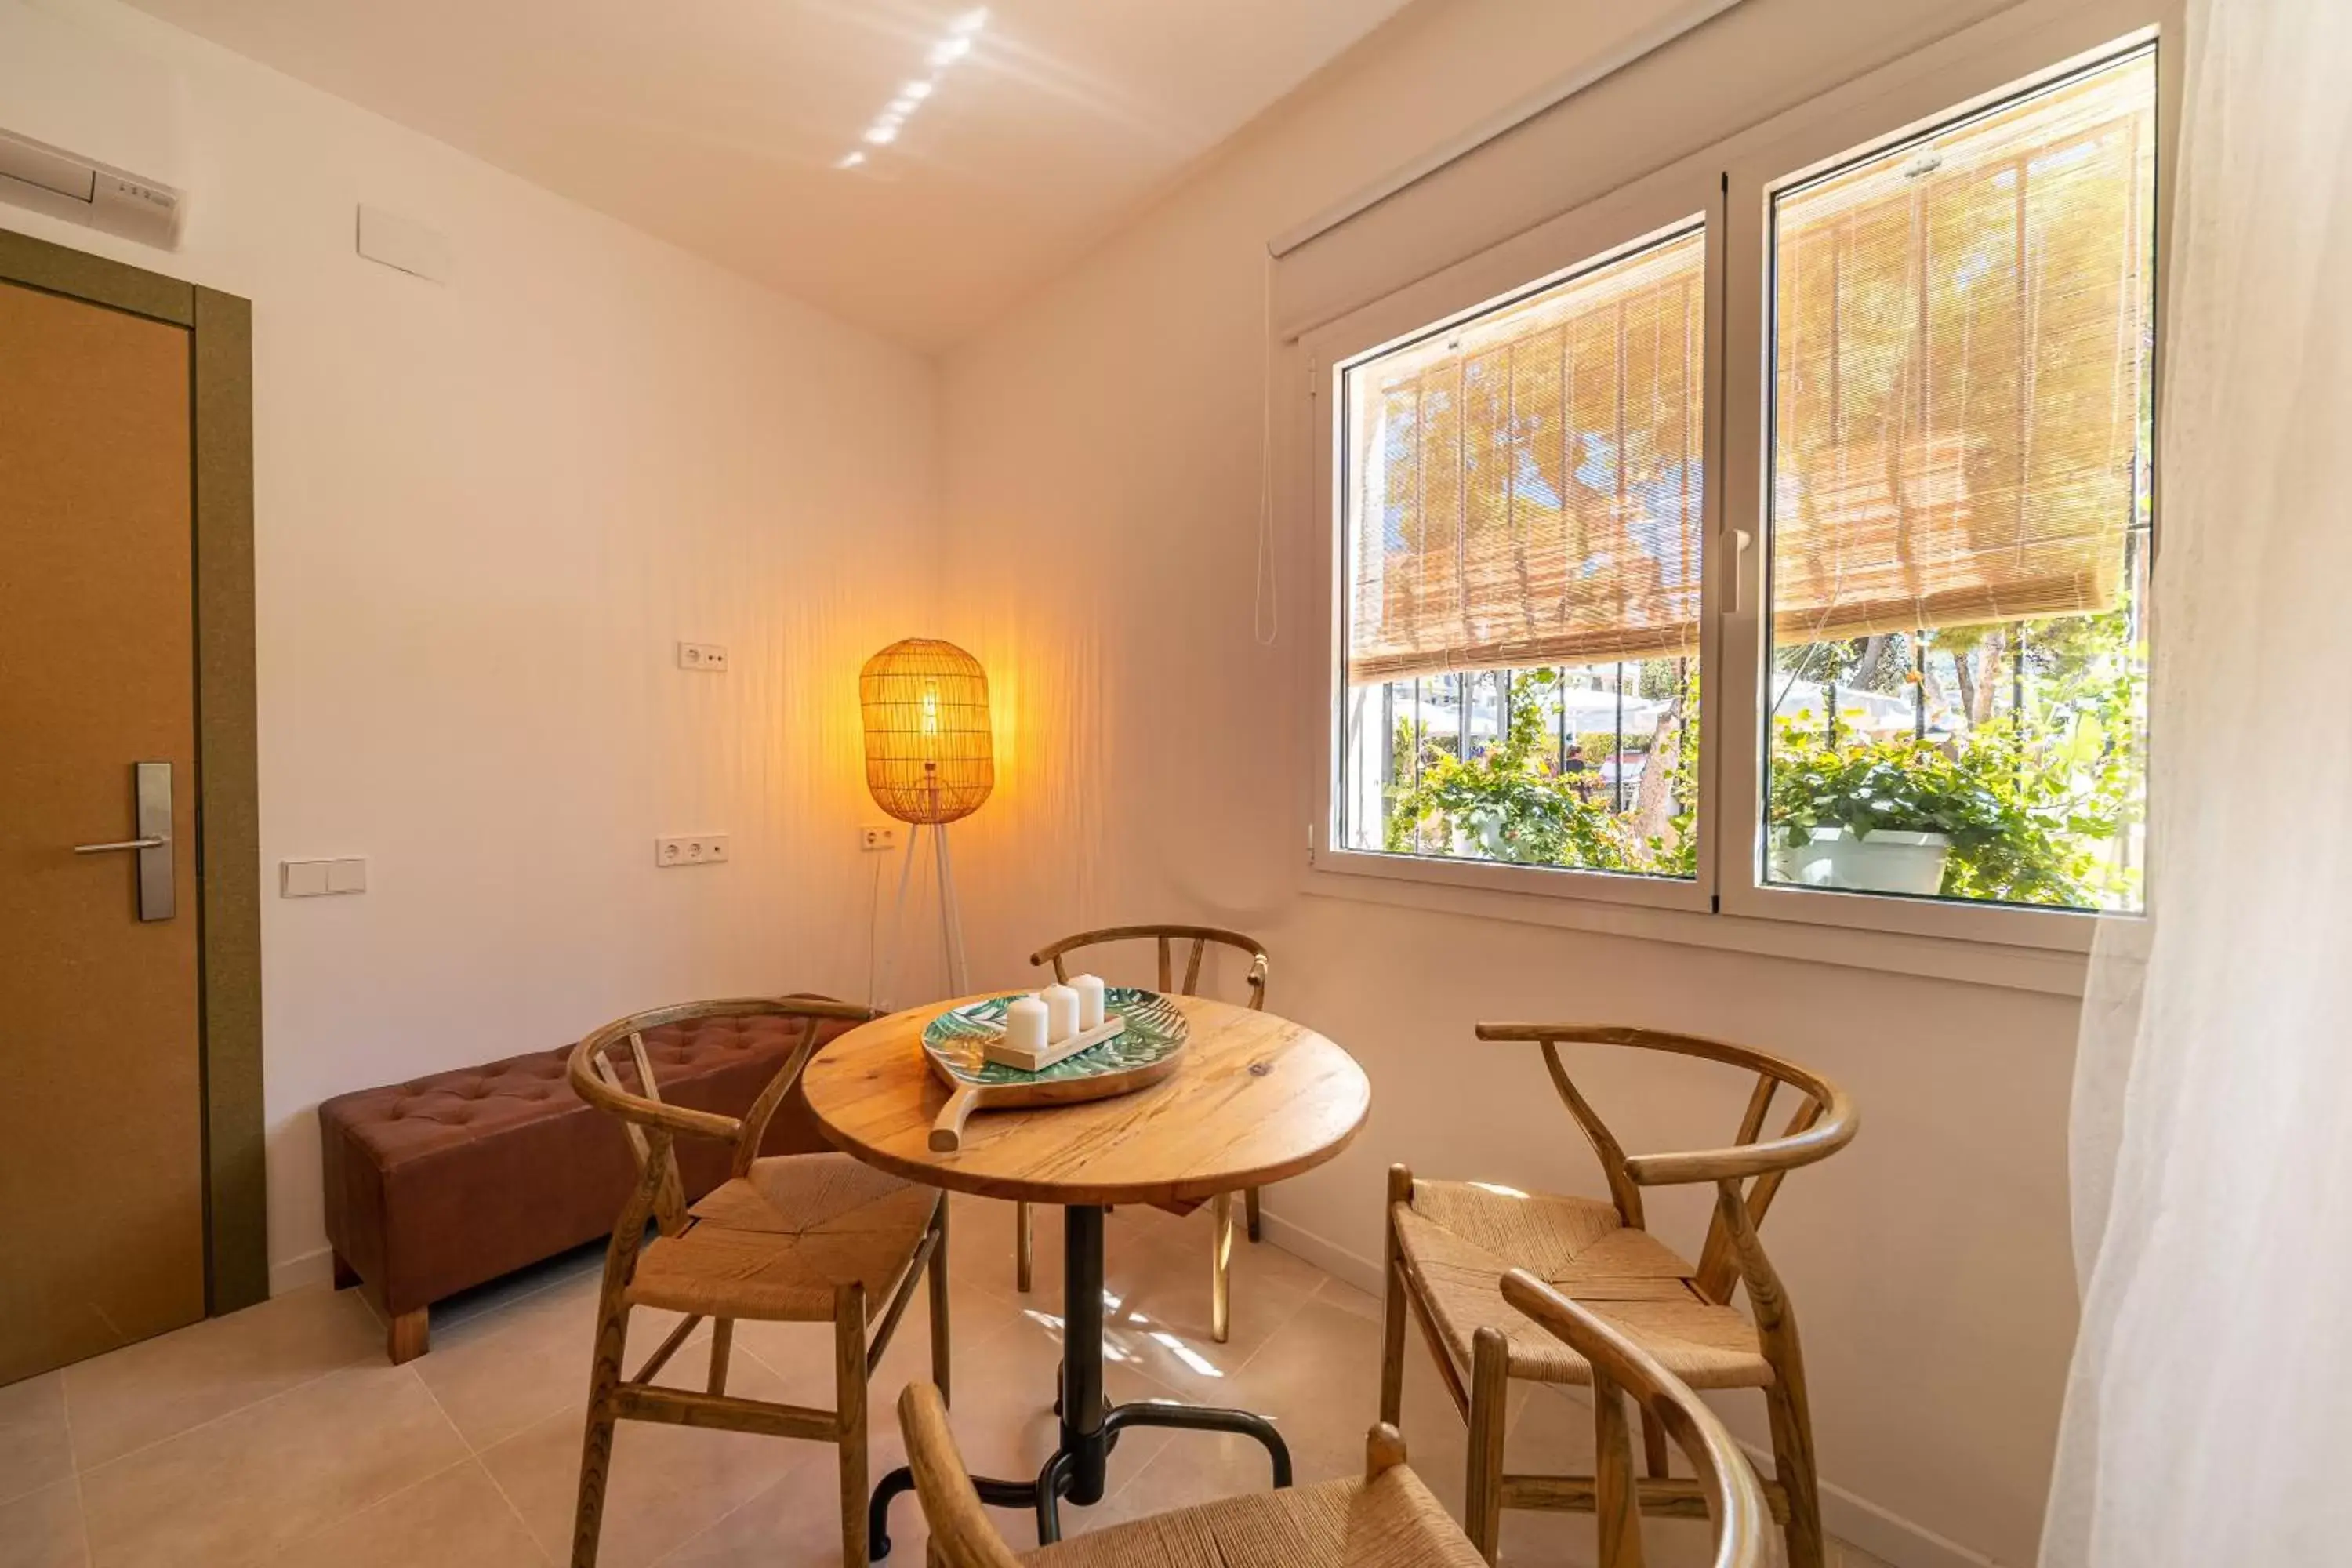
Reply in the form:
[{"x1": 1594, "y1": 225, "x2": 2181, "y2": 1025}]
[
  {"x1": 1726, "y1": 528, "x2": 1754, "y2": 616},
  {"x1": 73, "y1": 837, "x2": 166, "y2": 853}
]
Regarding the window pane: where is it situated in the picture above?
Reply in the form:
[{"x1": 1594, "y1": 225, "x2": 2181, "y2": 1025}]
[
  {"x1": 1337, "y1": 227, "x2": 1705, "y2": 878},
  {"x1": 1762, "y1": 49, "x2": 2154, "y2": 910}
]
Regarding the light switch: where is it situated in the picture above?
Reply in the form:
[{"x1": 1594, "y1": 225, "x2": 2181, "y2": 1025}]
[{"x1": 281, "y1": 858, "x2": 367, "y2": 897}]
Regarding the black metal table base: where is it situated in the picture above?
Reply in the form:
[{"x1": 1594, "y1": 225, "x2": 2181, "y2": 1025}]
[{"x1": 869, "y1": 1205, "x2": 1292, "y2": 1559}]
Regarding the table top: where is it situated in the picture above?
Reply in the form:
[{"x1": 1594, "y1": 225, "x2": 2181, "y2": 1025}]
[{"x1": 802, "y1": 993, "x2": 1370, "y2": 1207}]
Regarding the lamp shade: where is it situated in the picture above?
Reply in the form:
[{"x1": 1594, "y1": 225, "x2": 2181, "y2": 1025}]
[{"x1": 858, "y1": 638, "x2": 994, "y2": 825}]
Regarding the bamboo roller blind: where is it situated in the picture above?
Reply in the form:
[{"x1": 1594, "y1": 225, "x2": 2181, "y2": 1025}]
[
  {"x1": 1346, "y1": 228, "x2": 1706, "y2": 686},
  {"x1": 1769, "y1": 50, "x2": 2155, "y2": 644},
  {"x1": 1342, "y1": 50, "x2": 2154, "y2": 688}
]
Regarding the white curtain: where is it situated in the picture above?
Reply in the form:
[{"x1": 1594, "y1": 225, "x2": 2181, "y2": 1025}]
[{"x1": 2042, "y1": 2, "x2": 2352, "y2": 1562}]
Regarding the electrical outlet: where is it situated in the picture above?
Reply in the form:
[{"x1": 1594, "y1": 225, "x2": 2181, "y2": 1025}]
[
  {"x1": 858, "y1": 824, "x2": 902, "y2": 852},
  {"x1": 655, "y1": 834, "x2": 731, "y2": 866},
  {"x1": 677, "y1": 641, "x2": 728, "y2": 672}
]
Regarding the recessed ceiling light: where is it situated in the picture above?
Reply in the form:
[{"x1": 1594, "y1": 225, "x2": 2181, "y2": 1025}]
[{"x1": 835, "y1": 11, "x2": 984, "y2": 170}]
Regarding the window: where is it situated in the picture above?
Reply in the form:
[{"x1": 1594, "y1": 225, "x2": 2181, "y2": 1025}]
[
  {"x1": 1761, "y1": 48, "x2": 2154, "y2": 912},
  {"x1": 1336, "y1": 225, "x2": 1708, "y2": 881},
  {"x1": 1318, "y1": 32, "x2": 2160, "y2": 938}
]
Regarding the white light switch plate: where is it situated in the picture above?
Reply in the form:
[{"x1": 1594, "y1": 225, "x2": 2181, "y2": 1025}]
[
  {"x1": 656, "y1": 834, "x2": 730, "y2": 866},
  {"x1": 677, "y1": 641, "x2": 728, "y2": 672},
  {"x1": 281, "y1": 858, "x2": 367, "y2": 897}
]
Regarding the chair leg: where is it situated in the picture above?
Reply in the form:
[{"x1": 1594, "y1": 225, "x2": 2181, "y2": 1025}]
[
  {"x1": 570, "y1": 1302, "x2": 629, "y2": 1568},
  {"x1": 1377, "y1": 1164, "x2": 1411, "y2": 1427},
  {"x1": 1244, "y1": 1185, "x2": 1262, "y2": 1243},
  {"x1": 707, "y1": 1319, "x2": 733, "y2": 1395},
  {"x1": 929, "y1": 1196, "x2": 953, "y2": 1406},
  {"x1": 1015, "y1": 1200, "x2": 1033, "y2": 1293},
  {"x1": 836, "y1": 1284, "x2": 870, "y2": 1568},
  {"x1": 1766, "y1": 1376, "x2": 1826, "y2": 1568},
  {"x1": 1642, "y1": 1407, "x2": 1670, "y2": 1478},
  {"x1": 1464, "y1": 1327, "x2": 1510, "y2": 1564},
  {"x1": 1593, "y1": 1374, "x2": 1642, "y2": 1568},
  {"x1": 1210, "y1": 1192, "x2": 1236, "y2": 1344}
]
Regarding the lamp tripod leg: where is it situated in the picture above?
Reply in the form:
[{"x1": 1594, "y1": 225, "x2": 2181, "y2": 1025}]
[
  {"x1": 873, "y1": 822, "x2": 922, "y2": 1014},
  {"x1": 935, "y1": 823, "x2": 967, "y2": 996}
]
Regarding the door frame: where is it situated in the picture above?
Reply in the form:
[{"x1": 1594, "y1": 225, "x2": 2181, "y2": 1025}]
[{"x1": 1, "y1": 225, "x2": 266, "y2": 1317}]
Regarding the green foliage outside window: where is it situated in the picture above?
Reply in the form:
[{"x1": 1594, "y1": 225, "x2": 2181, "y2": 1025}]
[
  {"x1": 1377, "y1": 612, "x2": 2140, "y2": 908},
  {"x1": 1384, "y1": 670, "x2": 1693, "y2": 877}
]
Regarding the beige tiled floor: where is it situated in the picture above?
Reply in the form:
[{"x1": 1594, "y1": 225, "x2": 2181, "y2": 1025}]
[{"x1": 3, "y1": 1197, "x2": 1895, "y2": 1568}]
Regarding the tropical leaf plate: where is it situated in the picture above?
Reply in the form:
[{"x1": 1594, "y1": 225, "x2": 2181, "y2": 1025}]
[{"x1": 922, "y1": 987, "x2": 1189, "y2": 1085}]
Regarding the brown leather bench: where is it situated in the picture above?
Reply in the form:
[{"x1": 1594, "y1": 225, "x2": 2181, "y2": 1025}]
[{"x1": 318, "y1": 1003, "x2": 860, "y2": 1363}]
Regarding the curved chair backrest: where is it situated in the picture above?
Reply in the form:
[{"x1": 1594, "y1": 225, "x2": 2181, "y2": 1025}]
[
  {"x1": 1501, "y1": 1270, "x2": 1769, "y2": 1568},
  {"x1": 898, "y1": 1382, "x2": 1026, "y2": 1568},
  {"x1": 1473, "y1": 1023, "x2": 1857, "y2": 1306},
  {"x1": 1030, "y1": 924, "x2": 1268, "y2": 1007},
  {"x1": 567, "y1": 996, "x2": 878, "y2": 1235}
]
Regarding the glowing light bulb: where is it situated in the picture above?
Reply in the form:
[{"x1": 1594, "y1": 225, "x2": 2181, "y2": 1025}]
[
  {"x1": 902, "y1": 80, "x2": 935, "y2": 100},
  {"x1": 864, "y1": 123, "x2": 898, "y2": 145},
  {"x1": 949, "y1": 8, "x2": 989, "y2": 34},
  {"x1": 919, "y1": 686, "x2": 940, "y2": 735},
  {"x1": 927, "y1": 35, "x2": 971, "y2": 67},
  {"x1": 834, "y1": 151, "x2": 866, "y2": 169}
]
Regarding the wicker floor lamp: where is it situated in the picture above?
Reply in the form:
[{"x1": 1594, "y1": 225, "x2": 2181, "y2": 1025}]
[{"x1": 860, "y1": 638, "x2": 993, "y2": 1004}]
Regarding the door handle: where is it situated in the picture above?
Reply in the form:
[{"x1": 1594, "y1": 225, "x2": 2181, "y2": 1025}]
[{"x1": 76, "y1": 762, "x2": 175, "y2": 921}]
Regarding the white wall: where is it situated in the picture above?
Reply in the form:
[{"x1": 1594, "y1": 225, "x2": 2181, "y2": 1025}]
[
  {"x1": 939, "y1": 2, "x2": 2100, "y2": 1563},
  {"x1": 0, "y1": 0, "x2": 942, "y2": 1290}
]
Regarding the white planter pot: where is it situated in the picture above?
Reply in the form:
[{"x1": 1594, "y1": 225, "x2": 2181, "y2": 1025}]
[{"x1": 1769, "y1": 828, "x2": 1951, "y2": 896}]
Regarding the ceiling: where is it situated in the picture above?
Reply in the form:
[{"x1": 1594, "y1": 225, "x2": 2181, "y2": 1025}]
[{"x1": 126, "y1": 0, "x2": 1413, "y2": 350}]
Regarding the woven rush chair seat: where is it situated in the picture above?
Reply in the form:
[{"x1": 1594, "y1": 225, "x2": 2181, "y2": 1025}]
[
  {"x1": 626, "y1": 1153, "x2": 939, "y2": 1322},
  {"x1": 1392, "y1": 1179, "x2": 1769, "y2": 1390},
  {"x1": 1022, "y1": 1465, "x2": 1482, "y2": 1568},
  {"x1": 898, "y1": 1381, "x2": 1486, "y2": 1568}
]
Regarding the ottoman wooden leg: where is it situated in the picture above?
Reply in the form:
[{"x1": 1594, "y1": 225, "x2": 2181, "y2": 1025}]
[{"x1": 387, "y1": 1307, "x2": 429, "y2": 1364}]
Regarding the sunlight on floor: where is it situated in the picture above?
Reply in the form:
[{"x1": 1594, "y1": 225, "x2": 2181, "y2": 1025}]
[{"x1": 0, "y1": 1193, "x2": 1900, "y2": 1567}]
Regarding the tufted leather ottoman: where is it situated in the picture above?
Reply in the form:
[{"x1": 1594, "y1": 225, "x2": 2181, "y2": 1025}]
[{"x1": 318, "y1": 1004, "x2": 858, "y2": 1363}]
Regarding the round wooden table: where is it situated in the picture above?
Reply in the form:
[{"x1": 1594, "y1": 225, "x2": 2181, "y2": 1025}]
[{"x1": 803, "y1": 992, "x2": 1370, "y2": 1556}]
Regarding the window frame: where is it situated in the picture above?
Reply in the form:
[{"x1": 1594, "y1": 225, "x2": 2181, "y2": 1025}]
[
  {"x1": 1295, "y1": 0, "x2": 2178, "y2": 964},
  {"x1": 1716, "y1": 24, "x2": 2165, "y2": 951},
  {"x1": 1303, "y1": 165, "x2": 1728, "y2": 917}
]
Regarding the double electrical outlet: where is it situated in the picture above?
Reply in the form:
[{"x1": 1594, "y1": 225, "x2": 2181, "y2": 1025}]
[{"x1": 655, "y1": 835, "x2": 730, "y2": 866}]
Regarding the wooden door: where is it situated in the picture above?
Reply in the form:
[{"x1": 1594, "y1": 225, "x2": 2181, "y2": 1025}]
[{"x1": 0, "y1": 277, "x2": 208, "y2": 1384}]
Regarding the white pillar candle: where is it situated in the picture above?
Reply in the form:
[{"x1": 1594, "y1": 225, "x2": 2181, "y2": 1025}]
[
  {"x1": 1004, "y1": 995, "x2": 1049, "y2": 1056},
  {"x1": 1039, "y1": 984, "x2": 1080, "y2": 1042},
  {"x1": 1070, "y1": 974, "x2": 1106, "y2": 1032}
]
